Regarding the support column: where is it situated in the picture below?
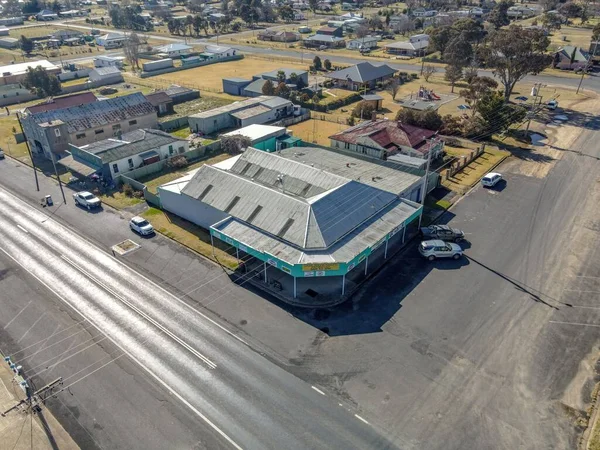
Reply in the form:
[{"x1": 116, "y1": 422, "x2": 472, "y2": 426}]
[
  {"x1": 264, "y1": 261, "x2": 267, "y2": 282},
  {"x1": 402, "y1": 225, "x2": 406, "y2": 243},
  {"x1": 341, "y1": 274, "x2": 345, "y2": 296},
  {"x1": 364, "y1": 256, "x2": 369, "y2": 275},
  {"x1": 384, "y1": 239, "x2": 389, "y2": 259},
  {"x1": 293, "y1": 276, "x2": 297, "y2": 298},
  {"x1": 210, "y1": 234, "x2": 215, "y2": 257}
]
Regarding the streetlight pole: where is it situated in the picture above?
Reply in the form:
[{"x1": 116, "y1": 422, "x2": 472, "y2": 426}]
[{"x1": 417, "y1": 137, "x2": 434, "y2": 229}]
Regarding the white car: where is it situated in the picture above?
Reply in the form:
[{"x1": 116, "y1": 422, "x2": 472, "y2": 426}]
[
  {"x1": 546, "y1": 100, "x2": 558, "y2": 110},
  {"x1": 73, "y1": 191, "x2": 101, "y2": 209},
  {"x1": 481, "y1": 172, "x2": 502, "y2": 187},
  {"x1": 419, "y1": 240, "x2": 463, "y2": 261},
  {"x1": 129, "y1": 216, "x2": 154, "y2": 236}
]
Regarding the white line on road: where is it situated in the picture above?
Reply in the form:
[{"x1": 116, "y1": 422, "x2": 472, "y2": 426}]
[
  {"x1": 0, "y1": 247, "x2": 243, "y2": 450},
  {"x1": 354, "y1": 414, "x2": 370, "y2": 425},
  {"x1": 3, "y1": 301, "x2": 32, "y2": 329},
  {"x1": 17, "y1": 312, "x2": 46, "y2": 344},
  {"x1": 311, "y1": 386, "x2": 326, "y2": 396},
  {"x1": 16, "y1": 224, "x2": 28, "y2": 234},
  {"x1": 549, "y1": 320, "x2": 600, "y2": 328}
]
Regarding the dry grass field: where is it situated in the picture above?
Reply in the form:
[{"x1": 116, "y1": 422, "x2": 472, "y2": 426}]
[{"x1": 289, "y1": 119, "x2": 348, "y2": 146}]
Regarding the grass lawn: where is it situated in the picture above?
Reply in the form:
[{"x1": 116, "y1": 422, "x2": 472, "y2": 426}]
[
  {"x1": 0, "y1": 116, "x2": 29, "y2": 163},
  {"x1": 170, "y1": 127, "x2": 191, "y2": 139},
  {"x1": 289, "y1": 119, "x2": 348, "y2": 146},
  {"x1": 171, "y1": 95, "x2": 233, "y2": 117},
  {"x1": 142, "y1": 207, "x2": 239, "y2": 270},
  {"x1": 9, "y1": 25, "x2": 65, "y2": 39},
  {"x1": 99, "y1": 190, "x2": 143, "y2": 210},
  {"x1": 441, "y1": 146, "x2": 509, "y2": 194},
  {"x1": 140, "y1": 152, "x2": 233, "y2": 194}
]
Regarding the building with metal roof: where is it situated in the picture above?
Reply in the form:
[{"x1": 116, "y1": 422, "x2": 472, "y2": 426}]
[
  {"x1": 188, "y1": 95, "x2": 293, "y2": 135},
  {"x1": 0, "y1": 59, "x2": 61, "y2": 85},
  {"x1": 324, "y1": 62, "x2": 396, "y2": 90},
  {"x1": 60, "y1": 128, "x2": 188, "y2": 179},
  {"x1": 158, "y1": 146, "x2": 429, "y2": 305},
  {"x1": 21, "y1": 92, "x2": 157, "y2": 159}
]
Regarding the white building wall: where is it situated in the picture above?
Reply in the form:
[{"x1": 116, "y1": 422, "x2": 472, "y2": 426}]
[
  {"x1": 108, "y1": 140, "x2": 189, "y2": 177},
  {"x1": 159, "y1": 188, "x2": 228, "y2": 230}
]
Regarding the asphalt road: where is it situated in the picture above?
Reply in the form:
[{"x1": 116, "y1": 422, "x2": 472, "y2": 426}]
[{"x1": 0, "y1": 185, "x2": 395, "y2": 450}]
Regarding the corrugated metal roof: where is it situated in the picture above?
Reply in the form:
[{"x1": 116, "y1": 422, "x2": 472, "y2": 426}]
[
  {"x1": 325, "y1": 62, "x2": 396, "y2": 83},
  {"x1": 91, "y1": 66, "x2": 121, "y2": 76},
  {"x1": 230, "y1": 105, "x2": 270, "y2": 120},
  {"x1": 27, "y1": 92, "x2": 155, "y2": 133}
]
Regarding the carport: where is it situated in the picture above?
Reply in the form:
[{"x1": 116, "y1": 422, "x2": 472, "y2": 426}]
[{"x1": 57, "y1": 154, "x2": 100, "y2": 178}]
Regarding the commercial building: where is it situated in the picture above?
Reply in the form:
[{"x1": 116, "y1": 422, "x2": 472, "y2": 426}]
[
  {"x1": 158, "y1": 147, "x2": 428, "y2": 304},
  {"x1": 188, "y1": 96, "x2": 293, "y2": 135},
  {"x1": 222, "y1": 124, "x2": 301, "y2": 151},
  {"x1": 60, "y1": 129, "x2": 188, "y2": 179},
  {"x1": 324, "y1": 62, "x2": 396, "y2": 91},
  {"x1": 0, "y1": 60, "x2": 61, "y2": 86},
  {"x1": 25, "y1": 92, "x2": 98, "y2": 114},
  {"x1": 329, "y1": 119, "x2": 444, "y2": 160},
  {"x1": 21, "y1": 92, "x2": 157, "y2": 159}
]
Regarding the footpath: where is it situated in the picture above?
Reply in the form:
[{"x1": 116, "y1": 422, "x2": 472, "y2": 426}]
[{"x1": 0, "y1": 355, "x2": 79, "y2": 450}]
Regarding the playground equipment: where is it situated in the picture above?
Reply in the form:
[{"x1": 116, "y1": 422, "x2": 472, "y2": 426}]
[{"x1": 416, "y1": 86, "x2": 441, "y2": 101}]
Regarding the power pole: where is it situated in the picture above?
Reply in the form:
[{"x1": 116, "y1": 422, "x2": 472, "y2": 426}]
[
  {"x1": 50, "y1": 152, "x2": 67, "y2": 204},
  {"x1": 16, "y1": 112, "x2": 40, "y2": 192},
  {"x1": 577, "y1": 41, "x2": 598, "y2": 94},
  {"x1": 417, "y1": 136, "x2": 435, "y2": 229}
]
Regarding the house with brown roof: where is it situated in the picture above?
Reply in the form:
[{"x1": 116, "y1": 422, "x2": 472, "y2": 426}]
[
  {"x1": 328, "y1": 119, "x2": 443, "y2": 160},
  {"x1": 145, "y1": 91, "x2": 174, "y2": 116}
]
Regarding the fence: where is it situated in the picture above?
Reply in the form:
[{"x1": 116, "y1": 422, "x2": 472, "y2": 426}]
[
  {"x1": 272, "y1": 111, "x2": 310, "y2": 127},
  {"x1": 140, "y1": 55, "x2": 244, "y2": 78},
  {"x1": 58, "y1": 69, "x2": 91, "y2": 82},
  {"x1": 309, "y1": 111, "x2": 348, "y2": 125},
  {"x1": 159, "y1": 116, "x2": 189, "y2": 132},
  {"x1": 444, "y1": 145, "x2": 485, "y2": 179}
]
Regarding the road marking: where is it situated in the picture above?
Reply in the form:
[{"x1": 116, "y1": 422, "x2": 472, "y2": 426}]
[
  {"x1": 354, "y1": 414, "x2": 369, "y2": 425},
  {"x1": 311, "y1": 386, "x2": 326, "y2": 396},
  {"x1": 0, "y1": 186, "x2": 249, "y2": 347},
  {"x1": 563, "y1": 289, "x2": 600, "y2": 294},
  {"x1": 0, "y1": 247, "x2": 243, "y2": 450},
  {"x1": 60, "y1": 254, "x2": 217, "y2": 370},
  {"x1": 16, "y1": 224, "x2": 28, "y2": 234},
  {"x1": 3, "y1": 301, "x2": 32, "y2": 329},
  {"x1": 17, "y1": 312, "x2": 46, "y2": 344},
  {"x1": 549, "y1": 320, "x2": 600, "y2": 328}
]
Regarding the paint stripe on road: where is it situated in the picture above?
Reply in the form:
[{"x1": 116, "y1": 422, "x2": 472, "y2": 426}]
[
  {"x1": 16, "y1": 224, "x2": 28, "y2": 234},
  {"x1": 311, "y1": 386, "x2": 326, "y2": 396},
  {"x1": 549, "y1": 320, "x2": 600, "y2": 327},
  {"x1": 354, "y1": 414, "x2": 369, "y2": 425},
  {"x1": 3, "y1": 301, "x2": 32, "y2": 329}
]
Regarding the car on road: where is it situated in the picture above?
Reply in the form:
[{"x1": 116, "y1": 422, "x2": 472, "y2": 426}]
[
  {"x1": 129, "y1": 216, "x2": 154, "y2": 236},
  {"x1": 419, "y1": 240, "x2": 463, "y2": 261},
  {"x1": 546, "y1": 99, "x2": 559, "y2": 110},
  {"x1": 72, "y1": 191, "x2": 101, "y2": 209},
  {"x1": 481, "y1": 172, "x2": 502, "y2": 187},
  {"x1": 0, "y1": 148, "x2": 4, "y2": 159},
  {"x1": 420, "y1": 225, "x2": 465, "y2": 242}
]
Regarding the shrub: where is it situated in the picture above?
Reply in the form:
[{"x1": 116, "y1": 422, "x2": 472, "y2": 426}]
[
  {"x1": 166, "y1": 155, "x2": 188, "y2": 169},
  {"x1": 133, "y1": 190, "x2": 144, "y2": 199},
  {"x1": 122, "y1": 184, "x2": 134, "y2": 197}
]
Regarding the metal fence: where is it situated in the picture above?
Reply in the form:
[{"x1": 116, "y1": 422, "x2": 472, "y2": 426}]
[{"x1": 140, "y1": 55, "x2": 244, "y2": 78}]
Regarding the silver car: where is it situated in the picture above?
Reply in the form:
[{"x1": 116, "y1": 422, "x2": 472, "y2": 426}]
[{"x1": 419, "y1": 240, "x2": 463, "y2": 261}]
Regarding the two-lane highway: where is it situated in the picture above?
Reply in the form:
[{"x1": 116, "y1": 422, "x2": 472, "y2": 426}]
[{"x1": 0, "y1": 186, "x2": 395, "y2": 450}]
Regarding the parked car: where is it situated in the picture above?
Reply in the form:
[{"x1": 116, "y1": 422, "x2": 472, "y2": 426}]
[
  {"x1": 0, "y1": 148, "x2": 4, "y2": 159},
  {"x1": 419, "y1": 240, "x2": 463, "y2": 261},
  {"x1": 546, "y1": 99, "x2": 558, "y2": 110},
  {"x1": 129, "y1": 216, "x2": 154, "y2": 236},
  {"x1": 72, "y1": 191, "x2": 101, "y2": 209},
  {"x1": 420, "y1": 225, "x2": 465, "y2": 242},
  {"x1": 481, "y1": 172, "x2": 502, "y2": 187}
]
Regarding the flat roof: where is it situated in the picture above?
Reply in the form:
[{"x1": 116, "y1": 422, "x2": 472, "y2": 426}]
[
  {"x1": 230, "y1": 105, "x2": 270, "y2": 120},
  {"x1": 0, "y1": 60, "x2": 60, "y2": 77},
  {"x1": 223, "y1": 124, "x2": 286, "y2": 141}
]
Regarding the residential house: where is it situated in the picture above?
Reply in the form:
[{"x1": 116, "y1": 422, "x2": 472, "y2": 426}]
[
  {"x1": 411, "y1": 8, "x2": 437, "y2": 17},
  {"x1": 258, "y1": 30, "x2": 300, "y2": 42},
  {"x1": 94, "y1": 55, "x2": 125, "y2": 68},
  {"x1": 0, "y1": 17, "x2": 24, "y2": 26},
  {"x1": 328, "y1": 119, "x2": 443, "y2": 160},
  {"x1": 21, "y1": 92, "x2": 157, "y2": 159},
  {"x1": 156, "y1": 43, "x2": 193, "y2": 57},
  {"x1": 188, "y1": 96, "x2": 293, "y2": 135},
  {"x1": 62, "y1": 129, "x2": 188, "y2": 179},
  {"x1": 51, "y1": 29, "x2": 83, "y2": 43},
  {"x1": 223, "y1": 68, "x2": 309, "y2": 97},
  {"x1": 385, "y1": 34, "x2": 430, "y2": 56},
  {"x1": 507, "y1": 5, "x2": 536, "y2": 18},
  {"x1": 324, "y1": 62, "x2": 396, "y2": 91},
  {"x1": 314, "y1": 25, "x2": 343, "y2": 37},
  {"x1": 347, "y1": 36, "x2": 380, "y2": 50},
  {"x1": 590, "y1": 41, "x2": 600, "y2": 58},
  {"x1": 88, "y1": 66, "x2": 124, "y2": 85},
  {"x1": 145, "y1": 91, "x2": 174, "y2": 116},
  {"x1": 26, "y1": 92, "x2": 98, "y2": 114},
  {"x1": 0, "y1": 27, "x2": 9, "y2": 36},
  {"x1": 36, "y1": 9, "x2": 58, "y2": 20},
  {"x1": 303, "y1": 33, "x2": 345, "y2": 48},
  {"x1": 95, "y1": 32, "x2": 127, "y2": 49},
  {"x1": 293, "y1": 11, "x2": 305, "y2": 20},
  {"x1": 553, "y1": 45, "x2": 590, "y2": 70},
  {"x1": 200, "y1": 45, "x2": 237, "y2": 59},
  {"x1": 0, "y1": 60, "x2": 61, "y2": 85},
  {"x1": 0, "y1": 83, "x2": 36, "y2": 106},
  {"x1": 0, "y1": 37, "x2": 18, "y2": 49}
]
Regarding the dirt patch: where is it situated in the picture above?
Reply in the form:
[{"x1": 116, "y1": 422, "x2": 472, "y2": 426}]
[{"x1": 289, "y1": 119, "x2": 348, "y2": 146}]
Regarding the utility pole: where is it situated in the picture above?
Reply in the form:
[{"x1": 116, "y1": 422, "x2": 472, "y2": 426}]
[
  {"x1": 577, "y1": 41, "x2": 598, "y2": 94},
  {"x1": 417, "y1": 136, "x2": 435, "y2": 229},
  {"x1": 16, "y1": 112, "x2": 40, "y2": 192},
  {"x1": 50, "y1": 152, "x2": 67, "y2": 204}
]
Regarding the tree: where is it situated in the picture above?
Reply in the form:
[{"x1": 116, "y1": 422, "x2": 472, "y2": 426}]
[
  {"x1": 488, "y1": 0, "x2": 511, "y2": 30},
  {"x1": 368, "y1": 14, "x2": 383, "y2": 32},
  {"x1": 427, "y1": 25, "x2": 453, "y2": 54},
  {"x1": 385, "y1": 77, "x2": 400, "y2": 100},
  {"x1": 262, "y1": 79, "x2": 275, "y2": 95},
  {"x1": 540, "y1": 0, "x2": 558, "y2": 12},
  {"x1": 289, "y1": 72, "x2": 298, "y2": 84},
  {"x1": 541, "y1": 12, "x2": 562, "y2": 31},
  {"x1": 19, "y1": 35, "x2": 34, "y2": 56},
  {"x1": 296, "y1": 77, "x2": 306, "y2": 90},
  {"x1": 593, "y1": 22, "x2": 600, "y2": 41},
  {"x1": 3, "y1": 0, "x2": 24, "y2": 17},
  {"x1": 51, "y1": 0, "x2": 61, "y2": 14},
  {"x1": 221, "y1": 135, "x2": 252, "y2": 154},
  {"x1": 22, "y1": 0, "x2": 40, "y2": 14},
  {"x1": 123, "y1": 32, "x2": 141, "y2": 70},
  {"x1": 480, "y1": 26, "x2": 552, "y2": 100},
  {"x1": 559, "y1": 2, "x2": 582, "y2": 22},
  {"x1": 324, "y1": 59, "x2": 332, "y2": 71},
  {"x1": 352, "y1": 101, "x2": 376, "y2": 119},
  {"x1": 463, "y1": 60, "x2": 479, "y2": 84},
  {"x1": 440, "y1": 115, "x2": 464, "y2": 135},
  {"x1": 444, "y1": 33, "x2": 473, "y2": 66},
  {"x1": 308, "y1": 0, "x2": 318, "y2": 12},
  {"x1": 422, "y1": 64, "x2": 436, "y2": 82},
  {"x1": 276, "y1": 70, "x2": 286, "y2": 83},
  {"x1": 278, "y1": 5, "x2": 294, "y2": 22},
  {"x1": 459, "y1": 76, "x2": 498, "y2": 118},
  {"x1": 275, "y1": 82, "x2": 290, "y2": 98},
  {"x1": 356, "y1": 25, "x2": 369, "y2": 39},
  {"x1": 451, "y1": 18, "x2": 485, "y2": 44},
  {"x1": 193, "y1": 15, "x2": 204, "y2": 37},
  {"x1": 23, "y1": 66, "x2": 61, "y2": 98},
  {"x1": 395, "y1": 108, "x2": 443, "y2": 130},
  {"x1": 313, "y1": 55, "x2": 322, "y2": 71},
  {"x1": 444, "y1": 65, "x2": 463, "y2": 92}
]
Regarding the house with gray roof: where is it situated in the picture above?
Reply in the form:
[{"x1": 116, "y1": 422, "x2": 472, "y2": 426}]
[
  {"x1": 223, "y1": 68, "x2": 309, "y2": 97},
  {"x1": 89, "y1": 66, "x2": 124, "y2": 85},
  {"x1": 158, "y1": 146, "x2": 428, "y2": 304},
  {"x1": 553, "y1": 45, "x2": 590, "y2": 70},
  {"x1": 188, "y1": 95, "x2": 293, "y2": 135},
  {"x1": 324, "y1": 62, "x2": 397, "y2": 91},
  {"x1": 60, "y1": 129, "x2": 188, "y2": 179},
  {"x1": 384, "y1": 34, "x2": 430, "y2": 56},
  {"x1": 21, "y1": 92, "x2": 157, "y2": 159}
]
